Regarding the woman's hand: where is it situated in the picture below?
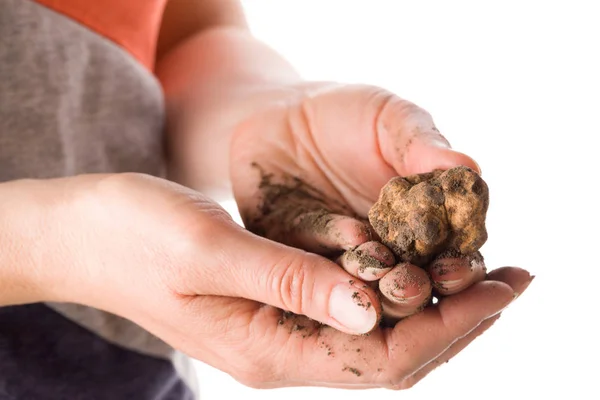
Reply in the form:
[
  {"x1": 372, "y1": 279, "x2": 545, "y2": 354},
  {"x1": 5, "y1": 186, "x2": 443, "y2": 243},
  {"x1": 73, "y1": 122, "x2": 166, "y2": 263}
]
[
  {"x1": 230, "y1": 83, "x2": 490, "y2": 319},
  {"x1": 0, "y1": 173, "x2": 531, "y2": 389}
]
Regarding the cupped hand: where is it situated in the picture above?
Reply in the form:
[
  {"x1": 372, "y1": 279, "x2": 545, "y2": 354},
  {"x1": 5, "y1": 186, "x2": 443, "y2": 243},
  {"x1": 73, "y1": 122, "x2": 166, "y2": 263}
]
[
  {"x1": 33, "y1": 173, "x2": 532, "y2": 389},
  {"x1": 230, "y1": 83, "x2": 488, "y2": 318}
]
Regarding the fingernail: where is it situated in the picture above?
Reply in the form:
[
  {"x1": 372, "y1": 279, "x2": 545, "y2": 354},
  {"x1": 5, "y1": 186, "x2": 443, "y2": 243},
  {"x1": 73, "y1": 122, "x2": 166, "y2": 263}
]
[
  {"x1": 426, "y1": 129, "x2": 451, "y2": 148},
  {"x1": 430, "y1": 138, "x2": 450, "y2": 149},
  {"x1": 514, "y1": 275, "x2": 536, "y2": 300},
  {"x1": 432, "y1": 145, "x2": 481, "y2": 175},
  {"x1": 454, "y1": 152, "x2": 482, "y2": 175},
  {"x1": 429, "y1": 256, "x2": 467, "y2": 280},
  {"x1": 387, "y1": 281, "x2": 423, "y2": 302},
  {"x1": 434, "y1": 279, "x2": 464, "y2": 292},
  {"x1": 472, "y1": 159, "x2": 482, "y2": 175},
  {"x1": 329, "y1": 284, "x2": 378, "y2": 334},
  {"x1": 390, "y1": 291, "x2": 422, "y2": 303}
]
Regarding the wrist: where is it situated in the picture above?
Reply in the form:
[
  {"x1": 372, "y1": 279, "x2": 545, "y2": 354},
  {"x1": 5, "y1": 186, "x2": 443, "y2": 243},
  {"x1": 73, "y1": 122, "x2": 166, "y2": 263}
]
[
  {"x1": 165, "y1": 83, "x2": 304, "y2": 198},
  {"x1": 156, "y1": 26, "x2": 305, "y2": 200},
  {"x1": 0, "y1": 176, "x2": 98, "y2": 306},
  {"x1": 0, "y1": 179, "x2": 55, "y2": 305}
]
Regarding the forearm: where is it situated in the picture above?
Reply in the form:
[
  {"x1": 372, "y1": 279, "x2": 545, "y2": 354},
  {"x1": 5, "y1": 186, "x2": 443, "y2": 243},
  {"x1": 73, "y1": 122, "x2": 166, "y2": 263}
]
[
  {"x1": 156, "y1": 26, "x2": 303, "y2": 200},
  {"x1": 0, "y1": 179, "x2": 49, "y2": 306},
  {"x1": 0, "y1": 177, "x2": 94, "y2": 307}
]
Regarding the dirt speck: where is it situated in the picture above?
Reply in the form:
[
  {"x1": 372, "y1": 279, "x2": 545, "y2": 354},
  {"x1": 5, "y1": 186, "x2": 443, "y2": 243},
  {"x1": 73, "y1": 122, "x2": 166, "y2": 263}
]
[
  {"x1": 344, "y1": 248, "x2": 389, "y2": 273},
  {"x1": 342, "y1": 367, "x2": 362, "y2": 377}
]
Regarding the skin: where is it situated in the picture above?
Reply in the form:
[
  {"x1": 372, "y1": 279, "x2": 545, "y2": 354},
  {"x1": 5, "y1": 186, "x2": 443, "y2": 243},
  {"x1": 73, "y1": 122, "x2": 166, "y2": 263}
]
[
  {"x1": 0, "y1": 0, "x2": 533, "y2": 391},
  {"x1": 0, "y1": 174, "x2": 533, "y2": 390}
]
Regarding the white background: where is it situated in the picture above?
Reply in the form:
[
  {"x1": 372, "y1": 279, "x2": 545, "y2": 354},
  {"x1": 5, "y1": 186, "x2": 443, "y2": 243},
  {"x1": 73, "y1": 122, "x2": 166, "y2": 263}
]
[{"x1": 195, "y1": 1, "x2": 599, "y2": 399}]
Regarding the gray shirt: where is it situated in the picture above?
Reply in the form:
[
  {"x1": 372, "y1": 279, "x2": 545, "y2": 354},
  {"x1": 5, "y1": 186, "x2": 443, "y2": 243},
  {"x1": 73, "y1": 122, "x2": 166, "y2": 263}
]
[{"x1": 0, "y1": 1, "x2": 197, "y2": 398}]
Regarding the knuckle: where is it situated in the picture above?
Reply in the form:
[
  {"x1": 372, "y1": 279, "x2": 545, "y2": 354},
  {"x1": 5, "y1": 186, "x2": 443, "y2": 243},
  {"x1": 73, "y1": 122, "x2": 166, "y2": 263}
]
[
  {"x1": 169, "y1": 194, "x2": 235, "y2": 248},
  {"x1": 372, "y1": 90, "x2": 447, "y2": 148},
  {"x1": 188, "y1": 204, "x2": 232, "y2": 241},
  {"x1": 268, "y1": 253, "x2": 318, "y2": 315},
  {"x1": 376, "y1": 92, "x2": 431, "y2": 129},
  {"x1": 93, "y1": 172, "x2": 146, "y2": 199}
]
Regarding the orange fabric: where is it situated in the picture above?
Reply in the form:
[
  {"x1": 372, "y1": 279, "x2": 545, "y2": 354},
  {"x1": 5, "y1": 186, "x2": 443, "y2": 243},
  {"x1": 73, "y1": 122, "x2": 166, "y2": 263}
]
[{"x1": 34, "y1": 0, "x2": 168, "y2": 70}]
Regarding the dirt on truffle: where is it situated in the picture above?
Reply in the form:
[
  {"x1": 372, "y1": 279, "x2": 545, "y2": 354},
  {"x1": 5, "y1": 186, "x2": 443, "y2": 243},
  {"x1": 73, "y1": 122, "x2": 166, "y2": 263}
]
[{"x1": 368, "y1": 166, "x2": 489, "y2": 266}]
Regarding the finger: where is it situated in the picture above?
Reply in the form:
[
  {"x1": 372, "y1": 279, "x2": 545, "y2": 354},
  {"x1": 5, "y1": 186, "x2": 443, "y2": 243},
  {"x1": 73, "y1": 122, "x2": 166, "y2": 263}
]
[
  {"x1": 232, "y1": 161, "x2": 373, "y2": 253},
  {"x1": 288, "y1": 212, "x2": 373, "y2": 254},
  {"x1": 183, "y1": 219, "x2": 381, "y2": 335},
  {"x1": 486, "y1": 266, "x2": 535, "y2": 297},
  {"x1": 380, "y1": 266, "x2": 534, "y2": 385},
  {"x1": 378, "y1": 263, "x2": 432, "y2": 321},
  {"x1": 398, "y1": 313, "x2": 502, "y2": 389},
  {"x1": 428, "y1": 251, "x2": 487, "y2": 296},
  {"x1": 336, "y1": 241, "x2": 395, "y2": 281},
  {"x1": 377, "y1": 279, "x2": 515, "y2": 385},
  {"x1": 375, "y1": 95, "x2": 481, "y2": 177}
]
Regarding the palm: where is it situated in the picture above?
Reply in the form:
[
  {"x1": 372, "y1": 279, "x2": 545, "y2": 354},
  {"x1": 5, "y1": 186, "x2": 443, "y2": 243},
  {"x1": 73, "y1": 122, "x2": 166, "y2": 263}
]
[
  {"x1": 231, "y1": 84, "x2": 477, "y2": 249},
  {"x1": 232, "y1": 85, "x2": 392, "y2": 219},
  {"x1": 185, "y1": 265, "x2": 526, "y2": 389}
]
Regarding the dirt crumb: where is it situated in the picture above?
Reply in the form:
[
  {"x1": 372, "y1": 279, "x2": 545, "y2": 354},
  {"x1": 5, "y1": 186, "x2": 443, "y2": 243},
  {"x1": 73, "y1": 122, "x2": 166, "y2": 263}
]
[
  {"x1": 344, "y1": 248, "x2": 388, "y2": 273},
  {"x1": 342, "y1": 367, "x2": 362, "y2": 377},
  {"x1": 351, "y1": 291, "x2": 372, "y2": 310},
  {"x1": 277, "y1": 310, "x2": 320, "y2": 337}
]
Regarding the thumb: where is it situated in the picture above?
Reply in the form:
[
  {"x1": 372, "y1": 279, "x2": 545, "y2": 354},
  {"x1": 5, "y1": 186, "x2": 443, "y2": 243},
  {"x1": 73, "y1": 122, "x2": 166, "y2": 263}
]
[
  {"x1": 191, "y1": 218, "x2": 381, "y2": 335},
  {"x1": 376, "y1": 96, "x2": 481, "y2": 176}
]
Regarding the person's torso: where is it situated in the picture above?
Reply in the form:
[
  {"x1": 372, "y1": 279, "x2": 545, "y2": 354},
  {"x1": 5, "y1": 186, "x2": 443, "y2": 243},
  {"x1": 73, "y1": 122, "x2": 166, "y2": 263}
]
[{"x1": 0, "y1": 1, "x2": 198, "y2": 398}]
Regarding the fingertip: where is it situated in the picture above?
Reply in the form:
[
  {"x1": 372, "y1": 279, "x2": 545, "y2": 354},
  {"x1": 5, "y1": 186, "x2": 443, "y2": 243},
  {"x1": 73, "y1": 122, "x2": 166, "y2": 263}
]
[
  {"x1": 288, "y1": 213, "x2": 372, "y2": 255},
  {"x1": 472, "y1": 158, "x2": 482, "y2": 175},
  {"x1": 327, "y1": 280, "x2": 381, "y2": 335},
  {"x1": 436, "y1": 148, "x2": 481, "y2": 175},
  {"x1": 438, "y1": 279, "x2": 515, "y2": 317},
  {"x1": 358, "y1": 267, "x2": 391, "y2": 281},
  {"x1": 428, "y1": 252, "x2": 486, "y2": 296},
  {"x1": 401, "y1": 137, "x2": 481, "y2": 176},
  {"x1": 338, "y1": 218, "x2": 373, "y2": 248},
  {"x1": 378, "y1": 263, "x2": 432, "y2": 321},
  {"x1": 337, "y1": 241, "x2": 395, "y2": 281},
  {"x1": 486, "y1": 266, "x2": 534, "y2": 296},
  {"x1": 356, "y1": 241, "x2": 395, "y2": 280}
]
